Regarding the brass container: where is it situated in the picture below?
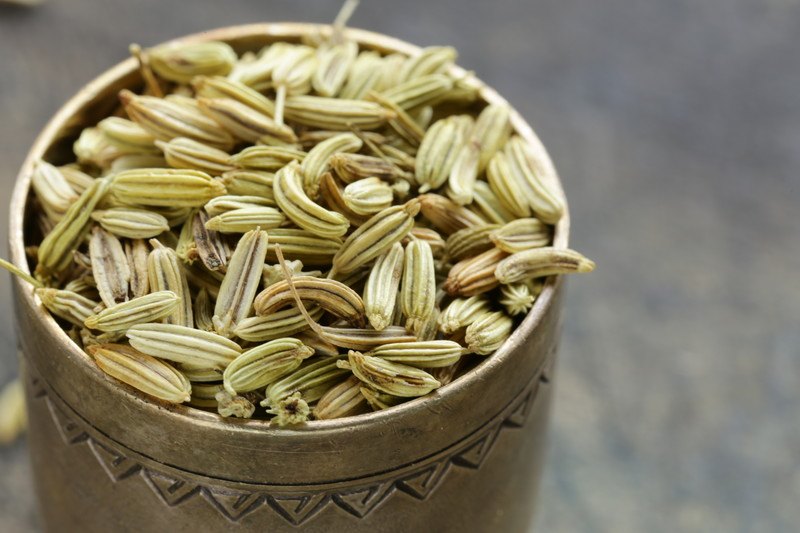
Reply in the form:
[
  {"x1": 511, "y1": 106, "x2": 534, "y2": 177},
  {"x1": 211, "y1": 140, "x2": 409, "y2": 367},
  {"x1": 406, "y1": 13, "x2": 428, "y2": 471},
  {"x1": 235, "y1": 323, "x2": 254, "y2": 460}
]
[{"x1": 9, "y1": 24, "x2": 569, "y2": 533}]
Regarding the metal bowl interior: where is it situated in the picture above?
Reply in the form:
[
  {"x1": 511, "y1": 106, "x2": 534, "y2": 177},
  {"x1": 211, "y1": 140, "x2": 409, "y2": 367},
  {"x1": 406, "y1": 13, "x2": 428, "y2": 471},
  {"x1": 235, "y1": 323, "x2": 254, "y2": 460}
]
[{"x1": 9, "y1": 23, "x2": 569, "y2": 462}]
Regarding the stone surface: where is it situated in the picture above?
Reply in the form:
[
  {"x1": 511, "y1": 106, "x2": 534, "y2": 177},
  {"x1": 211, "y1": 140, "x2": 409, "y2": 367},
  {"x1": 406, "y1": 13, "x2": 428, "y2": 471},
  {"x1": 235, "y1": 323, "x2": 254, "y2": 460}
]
[{"x1": 0, "y1": 1, "x2": 798, "y2": 532}]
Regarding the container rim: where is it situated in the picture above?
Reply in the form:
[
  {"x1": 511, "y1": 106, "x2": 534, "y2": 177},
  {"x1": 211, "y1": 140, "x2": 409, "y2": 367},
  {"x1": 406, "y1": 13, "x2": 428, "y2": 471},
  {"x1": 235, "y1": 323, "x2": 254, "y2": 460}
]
[{"x1": 8, "y1": 22, "x2": 570, "y2": 436}]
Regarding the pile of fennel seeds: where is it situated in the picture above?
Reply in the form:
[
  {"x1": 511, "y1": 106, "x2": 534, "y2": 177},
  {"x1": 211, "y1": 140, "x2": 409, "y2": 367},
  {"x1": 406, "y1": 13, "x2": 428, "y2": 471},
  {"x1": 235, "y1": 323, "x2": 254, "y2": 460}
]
[{"x1": 15, "y1": 28, "x2": 595, "y2": 426}]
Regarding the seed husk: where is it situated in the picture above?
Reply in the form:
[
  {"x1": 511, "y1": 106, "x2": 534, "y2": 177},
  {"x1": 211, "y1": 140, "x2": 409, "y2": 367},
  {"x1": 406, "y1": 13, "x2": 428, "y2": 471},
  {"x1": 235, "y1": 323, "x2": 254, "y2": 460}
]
[
  {"x1": 223, "y1": 337, "x2": 314, "y2": 395},
  {"x1": 417, "y1": 193, "x2": 485, "y2": 235},
  {"x1": 156, "y1": 137, "x2": 235, "y2": 175},
  {"x1": 229, "y1": 145, "x2": 306, "y2": 171},
  {"x1": 363, "y1": 242, "x2": 404, "y2": 331},
  {"x1": 318, "y1": 172, "x2": 370, "y2": 227},
  {"x1": 212, "y1": 229, "x2": 269, "y2": 337},
  {"x1": 444, "y1": 247, "x2": 507, "y2": 296},
  {"x1": 73, "y1": 127, "x2": 126, "y2": 168},
  {"x1": 90, "y1": 226, "x2": 130, "y2": 308},
  {"x1": 399, "y1": 46, "x2": 457, "y2": 82},
  {"x1": 430, "y1": 360, "x2": 463, "y2": 387},
  {"x1": 313, "y1": 40, "x2": 358, "y2": 97},
  {"x1": 265, "y1": 228, "x2": 342, "y2": 265},
  {"x1": 204, "y1": 195, "x2": 275, "y2": 216},
  {"x1": 36, "y1": 177, "x2": 111, "y2": 280},
  {"x1": 86, "y1": 343, "x2": 191, "y2": 403},
  {"x1": 109, "y1": 154, "x2": 169, "y2": 173},
  {"x1": 274, "y1": 161, "x2": 350, "y2": 238},
  {"x1": 191, "y1": 210, "x2": 228, "y2": 271},
  {"x1": 119, "y1": 89, "x2": 235, "y2": 151},
  {"x1": 97, "y1": 117, "x2": 158, "y2": 152},
  {"x1": 339, "y1": 351, "x2": 440, "y2": 397},
  {"x1": 300, "y1": 132, "x2": 362, "y2": 197},
  {"x1": 219, "y1": 170, "x2": 275, "y2": 200},
  {"x1": 58, "y1": 165, "x2": 96, "y2": 196},
  {"x1": 438, "y1": 295, "x2": 491, "y2": 335},
  {"x1": 339, "y1": 50, "x2": 384, "y2": 100},
  {"x1": 473, "y1": 103, "x2": 512, "y2": 173},
  {"x1": 84, "y1": 291, "x2": 181, "y2": 332},
  {"x1": 329, "y1": 152, "x2": 409, "y2": 184},
  {"x1": 505, "y1": 136, "x2": 565, "y2": 224},
  {"x1": 494, "y1": 247, "x2": 596, "y2": 283},
  {"x1": 313, "y1": 375, "x2": 368, "y2": 420},
  {"x1": 193, "y1": 288, "x2": 214, "y2": 331},
  {"x1": 127, "y1": 323, "x2": 241, "y2": 368},
  {"x1": 471, "y1": 180, "x2": 516, "y2": 225},
  {"x1": 366, "y1": 340, "x2": 464, "y2": 368},
  {"x1": 342, "y1": 178, "x2": 394, "y2": 216},
  {"x1": 192, "y1": 75, "x2": 276, "y2": 117},
  {"x1": 36, "y1": 288, "x2": 97, "y2": 327},
  {"x1": 263, "y1": 357, "x2": 348, "y2": 406},
  {"x1": 198, "y1": 97, "x2": 298, "y2": 145},
  {"x1": 444, "y1": 224, "x2": 502, "y2": 262},
  {"x1": 320, "y1": 326, "x2": 416, "y2": 351},
  {"x1": 490, "y1": 218, "x2": 551, "y2": 253},
  {"x1": 465, "y1": 311, "x2": 514, "y2": 355},
  {"x1": 147, "y1": 240, "x2": 194, "y2": 326},
  {"x1": 178, "y1": 363, "x2": 223, "y2": 383},
  {"x1": 332, "y1": 199, "x2": 420, "y2": 275},
  {"x1": 148, "y1": 41, "x2": 237, "y2": 83},
  {"x1": 189, "y1": 382, "x2": 224, "y2": 409},
  {"x1": 31, "y1": 160, "x2": 79, "y2": 222},
  {"x1": 360, "y1": 386, "x2": 405, "y2": 411},
  {"x1": 415, "y1": 115, "x2": 471, "y2": 193},
  {"x1": 110, "y1": 168, "x2": 226, "y2": 207},
  {"x1": 204, "y1": 206, "x2": 285, "y2": 233},
  {"x1": 500, "y1": 283, "x2": 537, "y2": 316},
  {"x1": 378, "y1": 74, "x2": 454, "y2": 111},
  {"x1": 91, "y1": 208, "x2": 170, "y2": 239},
  {"x1": 404, "y1": 228, "x2": 446, "y2": 258},
  {"x1": 254, "y1": 276, "x2": 366, "y2": 327},
  {"x1": 284, "y1": 95, "x2": 394, "y2": 130},
  {"x1": 233, "y1": 306, "x2": 324, "y2": 342},
  {"x1": 486, "y1": 151, "x2": 531, "y2": 218},
  {"x1": 401, "y1": 239, "x2": 436, "y2": 334}
]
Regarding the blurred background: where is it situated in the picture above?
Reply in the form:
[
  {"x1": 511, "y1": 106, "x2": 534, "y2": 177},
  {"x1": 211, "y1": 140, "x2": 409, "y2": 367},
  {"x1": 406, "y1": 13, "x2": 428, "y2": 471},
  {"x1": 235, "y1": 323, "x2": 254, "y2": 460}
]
[{"x1": 0, "y1": 0, "x2": 798, "y2": 531}]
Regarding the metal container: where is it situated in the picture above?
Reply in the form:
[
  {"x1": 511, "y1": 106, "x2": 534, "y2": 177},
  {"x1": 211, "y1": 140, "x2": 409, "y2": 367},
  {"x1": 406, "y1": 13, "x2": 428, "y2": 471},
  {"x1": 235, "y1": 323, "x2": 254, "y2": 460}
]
[{"x1": 9, "y1": 24, "x2": 569, "y2": 533}]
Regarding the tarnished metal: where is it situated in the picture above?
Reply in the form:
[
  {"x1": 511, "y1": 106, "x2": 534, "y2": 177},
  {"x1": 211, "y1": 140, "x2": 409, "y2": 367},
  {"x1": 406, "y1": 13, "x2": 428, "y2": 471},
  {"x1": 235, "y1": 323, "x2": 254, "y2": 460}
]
[{"x1": 9, "y1": 24, "x2": 570, "y2": 533}]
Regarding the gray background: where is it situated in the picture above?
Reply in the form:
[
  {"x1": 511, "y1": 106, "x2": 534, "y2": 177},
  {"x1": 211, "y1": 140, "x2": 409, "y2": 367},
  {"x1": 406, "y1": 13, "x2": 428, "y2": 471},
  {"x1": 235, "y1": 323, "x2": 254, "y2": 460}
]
[{"x1": 1, "y1": 0, "x2": 798, "y2": 531}]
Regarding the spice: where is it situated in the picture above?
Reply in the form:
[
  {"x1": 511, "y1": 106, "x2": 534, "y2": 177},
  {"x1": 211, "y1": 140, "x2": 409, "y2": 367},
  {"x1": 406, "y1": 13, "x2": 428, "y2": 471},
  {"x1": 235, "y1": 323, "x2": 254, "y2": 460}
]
[{"x1": 5, "y1": 27, "x2": 595, "y2": 426}]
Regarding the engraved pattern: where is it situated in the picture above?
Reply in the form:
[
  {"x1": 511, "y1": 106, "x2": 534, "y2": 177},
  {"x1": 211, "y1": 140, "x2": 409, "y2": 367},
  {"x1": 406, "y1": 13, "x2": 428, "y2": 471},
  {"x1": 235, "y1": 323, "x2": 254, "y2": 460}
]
[
  {"x1": 88, "y1": 440, "x2": 142, "y2": 482},
  {"x1": 143, "y1": 471, "x2": 201, "y2": 506},
  {"x1": 26, "y1": 361, "x2": 551, "y2": 525},
  {"x1": 332, "y1": 482, "x2": 395, "y2": 518},
  {"x1": 395, "y1": 460, "x2": 450, "y2": 499},
  {"x1": 266, "y1": 493, "x2": 330, "y2": 525}
]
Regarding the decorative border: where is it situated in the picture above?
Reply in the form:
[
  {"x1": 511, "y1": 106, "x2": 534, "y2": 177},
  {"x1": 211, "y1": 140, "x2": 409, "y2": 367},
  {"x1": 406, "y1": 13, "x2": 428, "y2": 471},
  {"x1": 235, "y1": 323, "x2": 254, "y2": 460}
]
[{"x1": 26, "y1": 359, "x2": 551, "y2": 526}]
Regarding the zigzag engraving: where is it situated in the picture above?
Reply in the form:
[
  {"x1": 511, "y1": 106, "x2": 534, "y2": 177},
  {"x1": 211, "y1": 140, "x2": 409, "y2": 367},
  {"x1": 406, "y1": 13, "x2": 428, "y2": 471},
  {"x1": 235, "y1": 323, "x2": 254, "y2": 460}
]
[{"x1": 27, "y1": 361, "x2": 547, "y2": 525}]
